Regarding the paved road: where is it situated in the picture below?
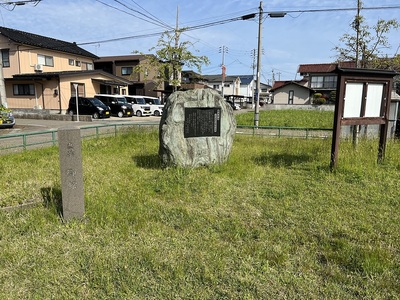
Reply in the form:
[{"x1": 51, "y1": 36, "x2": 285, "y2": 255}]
[
  {"x1": 0, "y1": 108, "x2": 250, "y2": 136},
  {"x1": 0, "y1": 115, "x2": 161, "y2": 135}
]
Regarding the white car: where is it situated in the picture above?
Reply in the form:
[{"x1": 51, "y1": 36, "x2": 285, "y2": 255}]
[
  {"x1": 143, "y1": 96, "x2": 164, "y2": 116},
  {"x1": 124, "y1": 95, "x2": 152, "y2": 117}
]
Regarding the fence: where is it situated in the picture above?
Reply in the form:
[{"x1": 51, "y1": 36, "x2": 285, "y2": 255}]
[
  {"x1": 0, "y1": 122, "x2": 333, "y2": 155},
  {"x1": 236, "y1": 125, "x2": 333, "y2": 139},
  {"x1": 0, "y1": 122, "x2": 159, "y2": 155}
]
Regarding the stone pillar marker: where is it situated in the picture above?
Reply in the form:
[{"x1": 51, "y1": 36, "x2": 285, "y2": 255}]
[{"x1": 58, "y1": 126, "x2": 85, "y2": 221}]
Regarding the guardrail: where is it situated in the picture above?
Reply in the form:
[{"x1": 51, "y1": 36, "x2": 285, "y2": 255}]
[{"x1": 0, "y1": 123, "x2": 333, "y2": 155}]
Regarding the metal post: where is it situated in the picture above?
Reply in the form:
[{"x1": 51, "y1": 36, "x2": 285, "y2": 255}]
[
  {"x1": 0, "y1": 53, "x2": 7, "y2": 108},
  {"x1": 73, "y1": 83, "x2": 79, "y2": 122}
]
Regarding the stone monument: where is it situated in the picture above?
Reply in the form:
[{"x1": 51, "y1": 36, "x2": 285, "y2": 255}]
[
  {"x1": 159, "y1": 89, "x2": 236, "y2": 167},
  {"x1": 58, "y1": 126, "x2": 85, "y2": 221}
]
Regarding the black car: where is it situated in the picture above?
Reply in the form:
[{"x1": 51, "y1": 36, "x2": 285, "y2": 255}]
[
  {"x1": 94, "y1": 94, "x2": 133, "y2": 118},
  {"x1": 67, "y1": 97, "x2": 111, "y2": 119}
]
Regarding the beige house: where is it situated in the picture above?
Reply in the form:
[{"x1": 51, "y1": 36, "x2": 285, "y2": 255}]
[
  {"x1": 269, "y1": 80, "x2": 313, "y2": 104},
  {"x1": 94, "y1": 55, "x2": 162, "y2": 99},
  {"x1": 0, "y1": 26, "x2": 131, "y2": 113}
]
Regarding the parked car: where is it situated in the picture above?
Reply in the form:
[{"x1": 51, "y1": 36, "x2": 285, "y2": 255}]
[
  {"x1": 124, "y1": 95, "x2": 152, "y2": 117},
  {"x1": 67, "y1": 97, "x2": 111, "y2": 119},
  {"x1": 226, "y1": 100, "x2": 241, "y2": 110},
  {"x1": 142, "y1": 96, "x2": 164, "y2": 116},
  {"x1": 94, "y1": 94, "x2": 133, "y2": 118},
  {"x1": 0, "y1": 105, "x2": 15, "y2": 128}
]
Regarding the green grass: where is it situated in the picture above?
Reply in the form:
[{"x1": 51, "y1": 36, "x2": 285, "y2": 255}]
[
  {"x1": 236, "y1": 109, "x2": 334, "y2": 128},
  {"x1": 1, "y1": 123, "x2": 400, "y2": 298}
]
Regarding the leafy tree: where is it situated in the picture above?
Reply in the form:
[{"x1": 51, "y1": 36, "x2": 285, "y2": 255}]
[
  {"x1": 134, "y1": 29, "x2": 210, "y2": 92},
  {"x1": 333, "y1": 1, "x2": 399, "y2": 69}
]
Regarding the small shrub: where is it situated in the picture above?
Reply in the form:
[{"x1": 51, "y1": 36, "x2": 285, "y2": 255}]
[
  {"x1": 312, "y1": 93, "x2": 326, "y2": 105},
  {"x1": 329, "y1": 91, "x2": 337, "y2": 103}
]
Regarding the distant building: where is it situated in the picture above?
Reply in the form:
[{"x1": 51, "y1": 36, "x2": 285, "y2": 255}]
[
  {"x1": 269, "y1": 79, "x2": 313, "y2": 104},
  {"x1": 0, "y1": 26, "x2": 131, "y2": 112},
  {"x1": 202, "y1": 74, "x2": 256, "y2": 100},
  {"x1": 297, "y1": 61, "x2": 356, "y2": 102},
  {"x1": 94, "y1": 55, "x2": 163, "y2": 99}
]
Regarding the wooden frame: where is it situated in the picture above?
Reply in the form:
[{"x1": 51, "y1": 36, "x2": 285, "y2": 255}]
[{"x1": 330, "y1": 67, "x2": 398, "y2": 169}]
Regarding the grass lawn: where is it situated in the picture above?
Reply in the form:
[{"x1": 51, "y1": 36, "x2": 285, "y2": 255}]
[
  {"x1": 0, "y1": 110, "x2": 399, "y2": 298},
  {"x1": 236, "y1": 109, "x2": 334, "y2": 128}
]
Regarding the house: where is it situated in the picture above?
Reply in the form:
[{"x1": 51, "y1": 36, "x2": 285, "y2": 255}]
[
  {"x1": 0, "y1": 26, "x2": 131, "y2": 113},
  {"x1": 181, "y1": 70, "x2": 210, "y2": 90},
  {"x1": 297, "y1": 61, "x2": 356, "y2": 102},
  {"x1": 269, "y1": 79, "x2": 313, "y2": 104},
  {"x1": 94, "y1": 55, "x2": 162, "y2": 99},
  {"x1": 202, "y1": 74, "x2": 255, "y2": 99}
]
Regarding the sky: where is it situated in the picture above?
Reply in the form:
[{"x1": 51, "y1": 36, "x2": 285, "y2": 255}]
[{"x1": 0, "y1": 0, "x2": 399, "y2": 84}]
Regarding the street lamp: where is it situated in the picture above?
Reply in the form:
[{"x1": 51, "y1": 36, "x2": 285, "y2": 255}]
[{"x1": 254, "y1": 2, "x2": 286, "y2": 127}]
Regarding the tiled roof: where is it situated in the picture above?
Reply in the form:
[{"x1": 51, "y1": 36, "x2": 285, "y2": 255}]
[
  {"x1": 270, "y1": 80, "x2": 312, "y2": 92},
  {"x1": 0, "y1": 26, "x2": 98, "y2": 59},
  {"x1": 202, "y1": 74, "x2": 254, "y2": 83},
  {"x1": 12, "y1": 70, "x2": 131, "y2": 84},
  {"x1": 298, "y1": 61, "x2": 356, "y2": 74},
  {"x1": 95, "y1": 54, "x2": 150, "y2": 62}
]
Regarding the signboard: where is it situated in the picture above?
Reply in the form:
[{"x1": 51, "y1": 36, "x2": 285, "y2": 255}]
[
  {"x1": 330, "y1": 67, "x2": 398, "y2": 169},
  {"x1": 342, "y1": 81, "x2": 386, "y2": 119},
  {"x1": 184, "y1": 107, "x2": 221, "y2": 138}
]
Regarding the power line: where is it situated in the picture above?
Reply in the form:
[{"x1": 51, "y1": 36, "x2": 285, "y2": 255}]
[
  {"x1": 95, "y1": 0, "x2": 171, "y2": 29},
  {"x1": 78, "y1": 12, "x2": 256, "y2": 46},
  {"x1": 79, "y1": 5, "x2": 400, "y2": 46},
  {"x1": 127, "y1": 0, "x2": 172, "y2": 30},
  {"x1": 0, "y1": 0, "x2": 41, "y2": 11}
]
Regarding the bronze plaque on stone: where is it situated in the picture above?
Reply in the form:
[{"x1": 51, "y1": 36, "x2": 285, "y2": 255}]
[{"x1": 184, "y1": 107, "x2": 221, "y2": 138}]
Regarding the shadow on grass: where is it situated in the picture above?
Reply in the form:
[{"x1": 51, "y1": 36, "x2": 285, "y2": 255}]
[
  {"x1": 133, "y1": 154, "x2": 162, "y2": 169},
  {"x1": 41, "y1": 187, "x2": 62, "y2": 216},
  {"x1": 255, "y1": 153, "x2": 313, "y2": 167}
]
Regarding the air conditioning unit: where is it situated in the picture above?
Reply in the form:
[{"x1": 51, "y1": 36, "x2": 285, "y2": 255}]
[{"x1": 34, "y1": 64, "x2": 43, "y2": 72}]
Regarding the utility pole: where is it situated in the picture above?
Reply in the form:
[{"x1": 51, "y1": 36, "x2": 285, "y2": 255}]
[
  {"x1": 254, "y1": 1, "x2": 263, "y2": 128},
  {"x1": 272, "y1": 69, "x2": 275, "y2": 85},
  {"x1": 355, "y1": 0, "x2": 361, "y2": 68},
  {"x1": 172, "y1": 6, "x2": 181, "y2": 92},
  {"x1": 353, "y1": 0, "x2": 362, "y2": 145},
  {"x1": 220, "y1": 45, "x2": 228, "y2": 97},
  {"x1": 251, "y1": 48, "x2": 256, "y2": 106}
]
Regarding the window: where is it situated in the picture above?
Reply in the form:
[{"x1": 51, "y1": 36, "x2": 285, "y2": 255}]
[
  {"x1": 70, "y1": 83, "x2": 85, "y2": 97},
  {"x1": 1, "y1": 49, "x2": 10, "y2": 67},
  {"x1": 69, "y1": 59, "x2": 74, "y2": 66},
  {"x1": 81, "y1": 62, "x2": 93, "y2": 70},
  {"x1": 75, "y1": 60, "x2": 81, "y2": 67},
  {"x1": 13, "y1": 84, "x2": 35, "y2": 95},
  {"x1": 38, "y1": 54, "x2": 54, "y2": 66},
  {"x1": 311, "y1": 76, "x2": 324, "y2": 88},
  {"x1": 324, "y1": 76, "x2": 337, "y2": 89},
  {"x1": 311, "y1": 75, "x2": 337, "y2": 89},
  {"x1": 288, "y1": 90, "x2": 294, "y2": 104},
  {"x1": 121, "y1": 67, "x2": 133, "y2": 75}
]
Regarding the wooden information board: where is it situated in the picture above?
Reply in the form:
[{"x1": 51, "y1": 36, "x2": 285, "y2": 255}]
[{"x1": 330, "y1": 67, "x2": 398, "y2": 169}]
